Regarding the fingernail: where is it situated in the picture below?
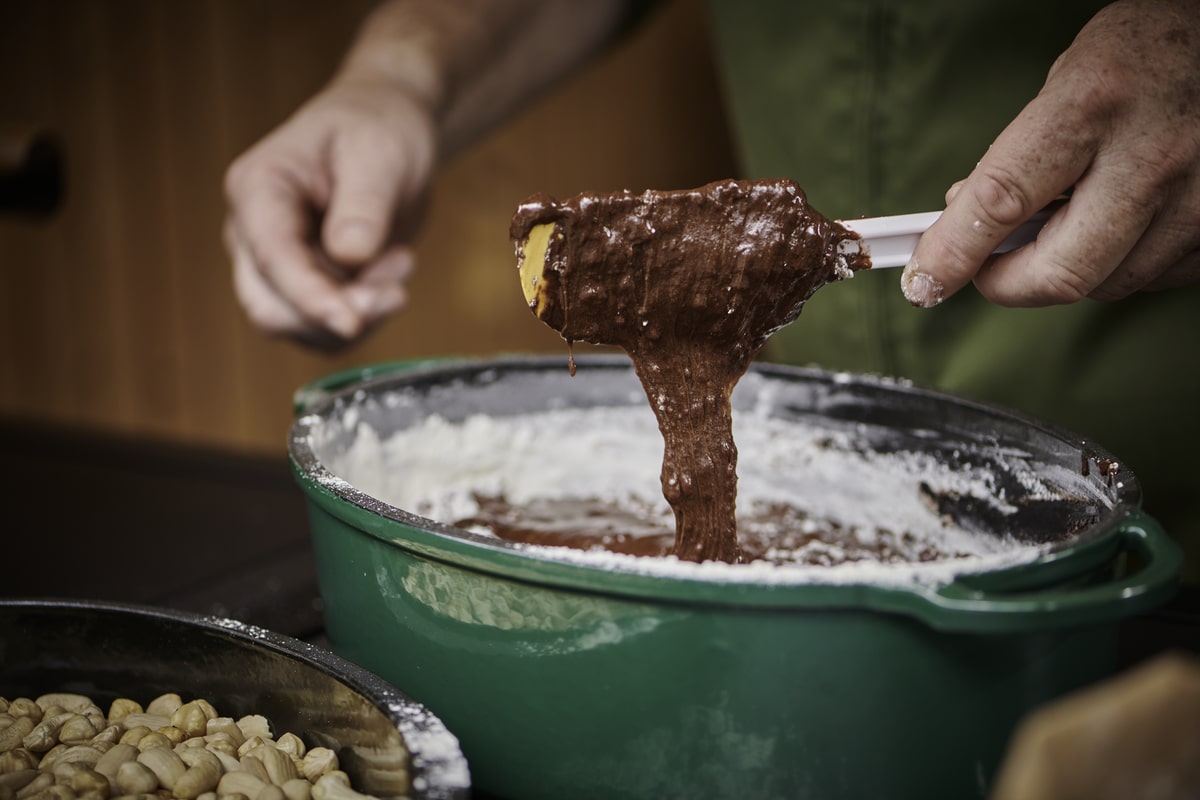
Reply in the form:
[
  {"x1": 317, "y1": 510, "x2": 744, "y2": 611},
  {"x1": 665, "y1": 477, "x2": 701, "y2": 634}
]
[{"x1": 901, "y1": 260, "x2": 945, "y2": 308}]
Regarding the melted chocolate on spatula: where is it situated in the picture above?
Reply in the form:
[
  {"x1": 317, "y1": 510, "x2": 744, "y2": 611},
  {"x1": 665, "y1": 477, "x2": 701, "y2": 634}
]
[{"x1": 511, "y1": 178, "x2": 867, "y2": 562}]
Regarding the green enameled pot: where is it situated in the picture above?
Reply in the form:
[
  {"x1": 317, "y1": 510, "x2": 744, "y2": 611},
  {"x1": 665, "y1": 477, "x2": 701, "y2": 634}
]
[{"x1": 288, "y1": 355, "x2": 1181, "y2": 800}]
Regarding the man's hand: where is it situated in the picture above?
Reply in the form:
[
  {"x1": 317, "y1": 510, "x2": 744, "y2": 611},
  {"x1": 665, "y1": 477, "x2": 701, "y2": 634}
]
[
  {"x1": 223, "y1": 78, "x2": 435, "y2": 349},
  {"x1": 904, "y1": 0, "x2": 1200, "y2": 308},
  {"x1": 222, "y1": 0, "x2": 636, "y2": 350}
]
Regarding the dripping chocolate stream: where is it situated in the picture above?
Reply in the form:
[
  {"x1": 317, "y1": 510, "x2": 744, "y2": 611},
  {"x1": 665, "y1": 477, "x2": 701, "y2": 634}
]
[{"x1": 510, "y1": 178, "x2": 869, "y2": 562}]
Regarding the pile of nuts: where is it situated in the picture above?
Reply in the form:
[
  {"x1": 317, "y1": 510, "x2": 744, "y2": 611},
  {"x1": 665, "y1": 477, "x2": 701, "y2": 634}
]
[{"x1": 0, "y1": 693, "x2": 400, "y2": 800}]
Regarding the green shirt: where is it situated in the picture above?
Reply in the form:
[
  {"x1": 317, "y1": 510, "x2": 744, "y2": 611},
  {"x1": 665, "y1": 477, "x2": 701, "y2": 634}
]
[{"x1": 707, "y1": 0, "x2": 1200, "y2": 581}]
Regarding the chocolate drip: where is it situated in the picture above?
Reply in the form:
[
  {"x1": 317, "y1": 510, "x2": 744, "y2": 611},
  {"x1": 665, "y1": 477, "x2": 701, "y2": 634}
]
[{"x1": 511, "y1": 179, "x2": 868, "y2": 562}]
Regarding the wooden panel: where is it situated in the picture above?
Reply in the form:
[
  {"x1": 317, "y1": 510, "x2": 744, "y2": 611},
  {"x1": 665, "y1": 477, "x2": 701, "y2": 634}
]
[{"x1": 0, "y1": 0, "x2": 734, "y2": 453}]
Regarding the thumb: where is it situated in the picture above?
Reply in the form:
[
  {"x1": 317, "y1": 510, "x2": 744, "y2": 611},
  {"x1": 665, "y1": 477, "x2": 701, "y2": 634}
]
[{"x1": 321, "y1": 130, "x2": 410, "y2": 266}]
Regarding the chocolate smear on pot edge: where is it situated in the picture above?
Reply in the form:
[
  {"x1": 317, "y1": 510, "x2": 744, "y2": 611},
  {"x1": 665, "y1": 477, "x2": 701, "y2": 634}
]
[{"x1": 510, "y1": 178, "x2": 869, "y2": 563}]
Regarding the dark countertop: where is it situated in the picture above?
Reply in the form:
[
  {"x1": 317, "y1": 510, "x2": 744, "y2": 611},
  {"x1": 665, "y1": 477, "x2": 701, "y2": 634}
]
[{"x1": 2, "y1": 420, "x2": 323, "y2": 639}]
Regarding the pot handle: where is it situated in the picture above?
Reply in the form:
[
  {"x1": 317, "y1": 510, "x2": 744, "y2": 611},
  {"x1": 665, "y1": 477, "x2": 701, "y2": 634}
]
[
  {"x1": 292, "y1": 359, "x2": 451, "y2": 416},
  {"x1": 912, "y1": 512, "x2": 1182, "y2": 633}
]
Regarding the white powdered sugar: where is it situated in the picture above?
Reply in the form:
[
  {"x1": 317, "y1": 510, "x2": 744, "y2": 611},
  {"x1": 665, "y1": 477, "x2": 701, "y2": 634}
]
[{"x1": 320, "y1": 402, "x2": 1059, "y2": 585}]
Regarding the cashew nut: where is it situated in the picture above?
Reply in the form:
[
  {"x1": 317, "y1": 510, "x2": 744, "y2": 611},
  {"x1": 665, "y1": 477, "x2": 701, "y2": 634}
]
[
  {"x1": 311, "y1": 772, "x2": 373, "y2": 800},
  {"x1": 114, "y1": 761, "x2": 159, "y2": 796},
  {"x1": 135, "y1": 747, "x2": 185, "y2": 792},
  {"x1": 1, "y1": 694, "x2": 400, "y2": 800},
  {"x1": 174, "y1": 749, "x2": 221, "y2": 800},
  {"x1": 0, "y1": 719, "x2": 34, "y2": 755}
]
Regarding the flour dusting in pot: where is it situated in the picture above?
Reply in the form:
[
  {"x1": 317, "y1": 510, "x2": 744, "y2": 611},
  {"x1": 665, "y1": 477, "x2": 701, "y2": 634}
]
[{"x1": 325, "y1": 395, "x2": 1039, "y2": 576}]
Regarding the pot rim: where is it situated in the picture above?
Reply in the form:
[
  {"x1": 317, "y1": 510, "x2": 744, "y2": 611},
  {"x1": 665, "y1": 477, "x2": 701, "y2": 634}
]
[{"x1": 289, "y1": 355, "x2": 1181, "y2": 632}]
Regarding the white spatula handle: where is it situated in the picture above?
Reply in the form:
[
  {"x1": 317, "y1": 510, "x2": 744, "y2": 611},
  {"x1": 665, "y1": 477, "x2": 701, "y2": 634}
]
[{"x1": 839, "y1": 204, "x2": 1059, "y2": 269}]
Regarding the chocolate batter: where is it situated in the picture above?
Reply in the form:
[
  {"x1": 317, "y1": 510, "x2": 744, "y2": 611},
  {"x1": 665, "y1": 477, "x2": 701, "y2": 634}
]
[
  {"x1": 510, "y1": 179, "x2": 868, "y2": 563},
  {"x1": 457, "y1": 494, "x2": 968, "y2": 566}
]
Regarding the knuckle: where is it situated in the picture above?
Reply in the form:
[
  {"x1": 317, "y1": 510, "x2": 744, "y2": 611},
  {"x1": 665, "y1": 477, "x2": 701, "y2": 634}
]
[
  {"x1": 970, "y1": 168, "x2": 1038, "y2": 231},
  {"x1": 1070, "y1": 71, "x2": 1128, "y2": 122},
  {"x1": 980, "y1": 253, "x2": 1098, "y2": 307},
  {"x1": 224, "y1": 142, "x2": 299, "y2": 205},
  {"x1": 1043, "y1": 57, "x2": 1130, "y2": 129},
  {"x1": 1033, "y1": 259, "x2": 1094, "y2": 305},
  {"x1": 223, "y1": 152, "x2": 264, "y2": 202}
]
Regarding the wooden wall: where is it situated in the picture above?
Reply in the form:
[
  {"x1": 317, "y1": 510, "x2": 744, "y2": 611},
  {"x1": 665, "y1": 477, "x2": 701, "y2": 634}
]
[{"x1": 0, "y1": 0, "x2": 735, "y2": 454}]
